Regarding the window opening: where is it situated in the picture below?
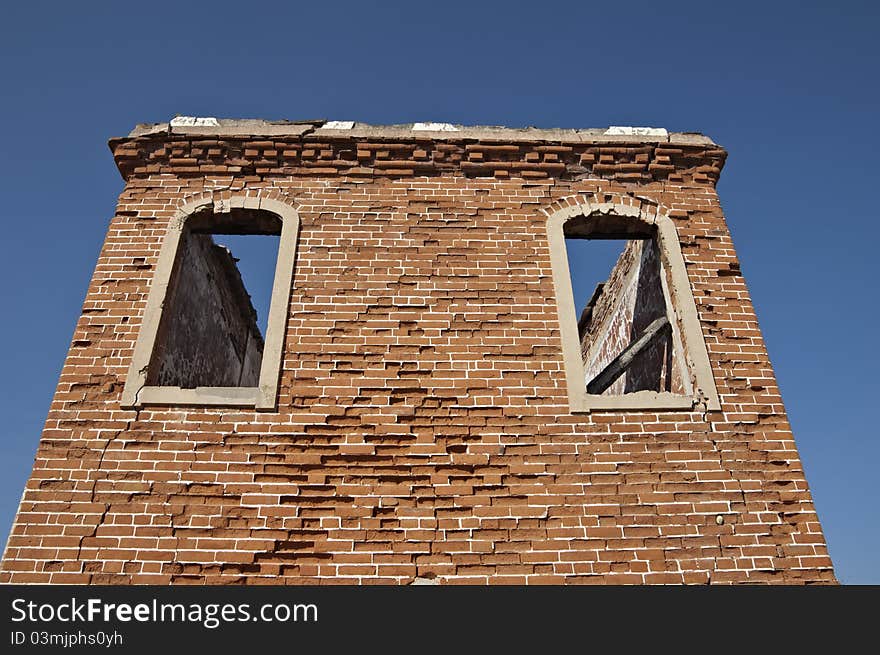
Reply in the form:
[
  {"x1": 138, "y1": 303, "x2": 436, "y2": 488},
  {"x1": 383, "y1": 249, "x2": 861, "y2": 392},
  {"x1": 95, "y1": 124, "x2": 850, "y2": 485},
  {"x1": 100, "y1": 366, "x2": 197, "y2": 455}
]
[
  {"x1": 146, "y1": 210, "x2": 281, "y2": 389},
  {"x1": 565, "y1": 227, "x2": 685, "y2": 396}
]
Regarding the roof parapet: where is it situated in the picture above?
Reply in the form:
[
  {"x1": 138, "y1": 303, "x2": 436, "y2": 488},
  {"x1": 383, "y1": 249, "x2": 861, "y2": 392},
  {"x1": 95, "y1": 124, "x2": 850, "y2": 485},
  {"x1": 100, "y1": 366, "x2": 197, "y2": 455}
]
[{"x1": 123, "y1": 117, "x2": 717, "y2": 147}]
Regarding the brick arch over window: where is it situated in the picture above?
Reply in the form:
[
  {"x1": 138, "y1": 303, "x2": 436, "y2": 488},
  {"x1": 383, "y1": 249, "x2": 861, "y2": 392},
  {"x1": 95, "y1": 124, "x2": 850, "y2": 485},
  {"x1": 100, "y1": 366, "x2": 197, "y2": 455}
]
[
  {"x1": 544, "y1": 197, "x2": 720, "y2": 412},
  {"x1": 120, "y1": 193, "x2": 301, "y2": 411}
]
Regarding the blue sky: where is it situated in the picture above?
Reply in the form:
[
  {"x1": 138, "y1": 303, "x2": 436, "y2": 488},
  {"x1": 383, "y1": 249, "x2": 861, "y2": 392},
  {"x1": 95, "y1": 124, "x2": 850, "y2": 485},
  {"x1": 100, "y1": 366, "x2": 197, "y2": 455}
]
[{"x1": 0, "y1": 0, "x2": 877, "y2": 583}]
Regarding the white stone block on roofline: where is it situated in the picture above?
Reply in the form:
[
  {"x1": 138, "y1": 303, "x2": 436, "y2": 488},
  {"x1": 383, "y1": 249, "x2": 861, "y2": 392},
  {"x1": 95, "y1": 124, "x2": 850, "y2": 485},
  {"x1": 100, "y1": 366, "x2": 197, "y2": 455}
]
[
  {"x1": 604, "y1": 126, "x2": 668, "y2": 136},
  {"x1": 170, "y1": 116, "x2": 220, "y2": 127},
  {"x1": 412, "y1": 122, "x2": 459, "y2": 132}
]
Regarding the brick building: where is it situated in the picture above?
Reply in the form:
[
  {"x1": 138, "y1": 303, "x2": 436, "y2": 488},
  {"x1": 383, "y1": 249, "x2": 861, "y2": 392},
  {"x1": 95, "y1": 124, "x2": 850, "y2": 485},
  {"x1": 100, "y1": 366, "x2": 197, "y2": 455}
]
[{"x1": 0, "y1": 118, "x2": 835, "y2": 584}]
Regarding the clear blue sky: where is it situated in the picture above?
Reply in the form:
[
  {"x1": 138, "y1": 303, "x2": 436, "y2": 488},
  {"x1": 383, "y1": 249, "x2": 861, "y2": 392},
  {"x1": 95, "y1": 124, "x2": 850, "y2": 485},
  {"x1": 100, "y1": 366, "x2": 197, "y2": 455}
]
[{"x1": 1, "y1": 1, "x2": 877, "y2": 583}]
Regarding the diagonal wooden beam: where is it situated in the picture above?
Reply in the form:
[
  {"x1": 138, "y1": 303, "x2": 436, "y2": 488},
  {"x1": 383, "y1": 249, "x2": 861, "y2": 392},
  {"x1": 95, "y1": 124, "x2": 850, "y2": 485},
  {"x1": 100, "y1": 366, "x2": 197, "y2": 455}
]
[{"x1": 586, "y1": 316, "x2": 671, "y2": 395}]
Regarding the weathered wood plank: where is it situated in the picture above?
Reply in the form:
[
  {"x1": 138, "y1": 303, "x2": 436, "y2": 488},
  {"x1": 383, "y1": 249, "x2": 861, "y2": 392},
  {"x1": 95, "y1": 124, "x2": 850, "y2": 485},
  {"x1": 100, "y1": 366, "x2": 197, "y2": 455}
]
[{"x1": 586, "y1": 316, "x2": 670, "y2": 395}]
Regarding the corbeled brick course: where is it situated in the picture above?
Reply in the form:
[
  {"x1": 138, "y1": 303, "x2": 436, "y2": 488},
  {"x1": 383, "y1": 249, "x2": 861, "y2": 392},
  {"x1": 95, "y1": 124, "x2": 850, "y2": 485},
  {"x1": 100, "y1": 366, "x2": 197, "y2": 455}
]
[{"x1": 0, "y1": 121, "x2": 835, "y2": 584}]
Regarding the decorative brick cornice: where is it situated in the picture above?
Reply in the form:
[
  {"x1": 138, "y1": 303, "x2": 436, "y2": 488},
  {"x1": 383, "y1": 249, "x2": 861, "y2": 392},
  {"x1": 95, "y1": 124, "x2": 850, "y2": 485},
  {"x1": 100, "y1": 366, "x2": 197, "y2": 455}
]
[{"x1": 109, "y1": 125, "x2": 727, "y2": 186}]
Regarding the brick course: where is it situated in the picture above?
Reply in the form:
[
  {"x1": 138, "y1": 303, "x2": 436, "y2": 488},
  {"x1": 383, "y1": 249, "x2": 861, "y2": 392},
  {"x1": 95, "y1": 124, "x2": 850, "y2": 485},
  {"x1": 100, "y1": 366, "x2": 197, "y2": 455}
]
[{"x1": 0, "y1": 120, "x2": 835, "y2": 584}]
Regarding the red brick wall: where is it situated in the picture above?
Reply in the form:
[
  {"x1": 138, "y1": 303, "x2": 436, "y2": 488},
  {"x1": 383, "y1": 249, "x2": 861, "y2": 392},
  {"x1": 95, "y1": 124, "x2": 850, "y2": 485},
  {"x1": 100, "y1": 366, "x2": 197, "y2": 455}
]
[{"x1": 0, "y1": 126, "x2": 836, "y2": 584}]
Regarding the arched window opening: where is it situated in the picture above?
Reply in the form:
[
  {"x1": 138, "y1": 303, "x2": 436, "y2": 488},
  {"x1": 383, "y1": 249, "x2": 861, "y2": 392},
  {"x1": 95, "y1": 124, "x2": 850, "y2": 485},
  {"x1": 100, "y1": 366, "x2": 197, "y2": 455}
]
[
  {"x1": 121, "y1": 197, "x2": 300, "y2": 410},
  {"x1": 564, "y1": 218, "x2": 687, "y2": 397},
  {"x1": 147, "y1": 209, "x2": 282, "y2": 389},
  {"x1": 546, "y1": 203, "x2": 719, "y2": 412}
]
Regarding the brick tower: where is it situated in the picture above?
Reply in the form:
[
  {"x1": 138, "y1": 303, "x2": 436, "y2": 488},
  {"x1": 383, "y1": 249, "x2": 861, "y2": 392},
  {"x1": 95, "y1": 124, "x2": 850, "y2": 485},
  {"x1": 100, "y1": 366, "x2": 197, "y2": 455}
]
[{"x1": 0, "y1": 118, "x2": 835, "y2": 584}]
